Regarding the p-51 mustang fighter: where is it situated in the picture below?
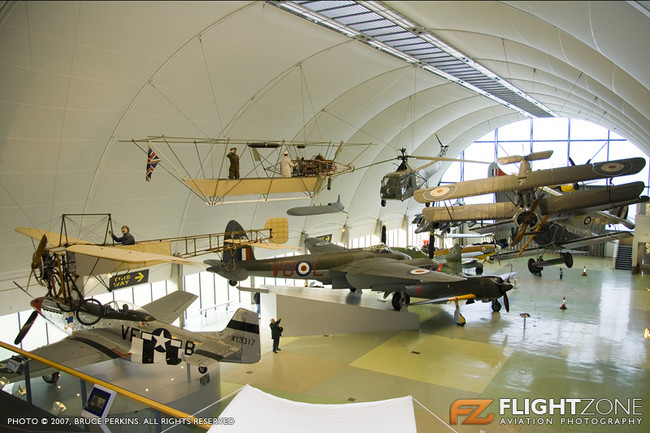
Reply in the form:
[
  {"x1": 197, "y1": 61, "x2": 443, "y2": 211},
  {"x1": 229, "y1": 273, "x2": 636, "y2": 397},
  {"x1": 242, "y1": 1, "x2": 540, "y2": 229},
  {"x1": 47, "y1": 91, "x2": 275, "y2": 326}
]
[{"x1": 1, "y1": 291, "x2": 261, "y2": 384}]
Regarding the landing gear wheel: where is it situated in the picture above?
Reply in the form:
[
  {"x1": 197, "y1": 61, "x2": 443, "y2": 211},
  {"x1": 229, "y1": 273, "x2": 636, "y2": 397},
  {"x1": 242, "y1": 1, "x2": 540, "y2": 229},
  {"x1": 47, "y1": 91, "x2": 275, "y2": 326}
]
[
  {"x1": 349, "y1": 288, "x2": 357, "y2": 293},
  {"x1": 76, "y1": 298, "x2": 103, "y2": 326},
  {"x1": 381, "y1": 199, "x2": 386, "y2": 207},
  {"x1": 454, "y1": 301, "x2": 466, "y2": 326},
  {"x1": 475, "y1": 264, "x2": 484, "y2": 275},
  {"x1": 492, "y1": 299, "x2": 502, "y2": 312},
  {"x1": 198, "y1": 366, "x2": 208, "y2": 374},
  {"x1": 455, "y1": 311, "x2": 466, "y2": 327},
  {"x1": 563, "y1": 252, "x2": 574, "y2": 268},
  {"x1": 391, "y1": 292, "x2": 402, "y2": 311},
  {"x1": 42, "y1": 372, "x2": 60, "y2": 383},
  {"x1": 228, "y1": 280, "x2": 237, "y2": 287}
]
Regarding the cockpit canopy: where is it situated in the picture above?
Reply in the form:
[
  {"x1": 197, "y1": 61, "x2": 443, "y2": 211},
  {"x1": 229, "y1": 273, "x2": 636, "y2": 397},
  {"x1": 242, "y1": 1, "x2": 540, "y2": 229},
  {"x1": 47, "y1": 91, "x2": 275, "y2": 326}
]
[
  {"x1": 364, "y1": 243, "x2": 393, "y2": 254},
  {"x1": 102, "y1": 300, "x2": 156, "y2": 322}
]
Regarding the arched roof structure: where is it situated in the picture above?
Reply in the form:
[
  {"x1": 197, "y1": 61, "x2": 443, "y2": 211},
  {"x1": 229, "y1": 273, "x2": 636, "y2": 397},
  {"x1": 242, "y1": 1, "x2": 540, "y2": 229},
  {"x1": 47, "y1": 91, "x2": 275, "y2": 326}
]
[{"x1": 1, "y1": 1, "x2": 648, "y2": 298}]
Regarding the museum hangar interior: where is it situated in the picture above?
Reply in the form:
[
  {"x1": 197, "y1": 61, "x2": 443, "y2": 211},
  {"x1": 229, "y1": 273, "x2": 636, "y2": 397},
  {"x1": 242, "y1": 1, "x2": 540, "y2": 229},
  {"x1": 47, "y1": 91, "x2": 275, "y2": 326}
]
[{"x1": 0, "y1": 2, "x2": 649, "y2": 432}]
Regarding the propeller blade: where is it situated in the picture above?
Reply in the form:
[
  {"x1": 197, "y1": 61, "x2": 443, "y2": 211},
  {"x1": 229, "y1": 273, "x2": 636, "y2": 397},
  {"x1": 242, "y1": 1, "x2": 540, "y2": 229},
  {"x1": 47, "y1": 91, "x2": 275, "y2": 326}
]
[
  {"x1": 503, "y1": 293, "x2": 510, "y2": 313},
  {"x1": 14, "y1": 310, "x2": 38, "y2": 345},
  {"x1": 428, "y1": 232, "x2": 435, "y2": 259},
  {"x1": 516, "y1": 214, "x2": 550, "y2": 258},
  {"x1": 32, "y1": 235, "x2": 48, "y2": 269},
  {"x1": 333, "y1": 141, "x2": 344, "y2": 160}
]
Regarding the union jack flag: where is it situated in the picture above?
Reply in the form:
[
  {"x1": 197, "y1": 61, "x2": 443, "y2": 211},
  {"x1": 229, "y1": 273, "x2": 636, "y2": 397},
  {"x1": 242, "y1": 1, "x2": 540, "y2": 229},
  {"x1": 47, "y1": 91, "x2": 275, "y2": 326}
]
[{"x1": 146, "y1": 147, "x2": 160, "y2": 182}]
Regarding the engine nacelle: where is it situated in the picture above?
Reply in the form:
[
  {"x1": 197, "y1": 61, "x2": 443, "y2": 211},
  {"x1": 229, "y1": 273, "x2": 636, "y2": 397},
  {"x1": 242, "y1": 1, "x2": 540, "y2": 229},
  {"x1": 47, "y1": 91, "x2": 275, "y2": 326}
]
[{"x1": 513, "y1": 208, "x2": 542, "y2": 231}]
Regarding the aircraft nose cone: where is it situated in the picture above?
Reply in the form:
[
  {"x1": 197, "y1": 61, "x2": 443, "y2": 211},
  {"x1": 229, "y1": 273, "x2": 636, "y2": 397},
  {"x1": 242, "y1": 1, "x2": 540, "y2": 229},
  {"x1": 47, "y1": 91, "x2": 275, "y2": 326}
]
[
  {"x1": 30, "y1": 297, "x2": 44, "y2": 312},
  {"x1": 501, "y1": 281, "x2": 513, "y2": 292}
]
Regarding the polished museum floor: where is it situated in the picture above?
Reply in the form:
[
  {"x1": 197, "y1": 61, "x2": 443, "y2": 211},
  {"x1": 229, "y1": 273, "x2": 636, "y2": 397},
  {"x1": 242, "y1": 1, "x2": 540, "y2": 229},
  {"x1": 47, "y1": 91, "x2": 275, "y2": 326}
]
[
  {"x1": 4, "y1": 255, "x2": 648, "y2": 433},
  {"x1": 215, "y1": 255, "x2": 649, "y2": 433}
]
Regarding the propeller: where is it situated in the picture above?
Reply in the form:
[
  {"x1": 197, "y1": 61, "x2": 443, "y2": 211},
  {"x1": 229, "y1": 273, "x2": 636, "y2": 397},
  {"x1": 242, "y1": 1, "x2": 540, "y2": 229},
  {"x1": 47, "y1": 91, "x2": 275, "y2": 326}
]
[
  {"x1": 12, "y1": 281, "x2": 40, "y2": 345},
  {"x1": 14, "y1": 310, "x2": 38, "y2": 345},
  {"x1": 25, "y1": 235, "x2": 48, "y2": 291},
  {"x1": 496, "y1": 276, "x2": 512, "y2": 313},
  {"x1": 516, "y1": 214, "x2": 550, "y2": 258},
  {"x1": 512, "y1": 200, "x2": 541, "y2": 244}
]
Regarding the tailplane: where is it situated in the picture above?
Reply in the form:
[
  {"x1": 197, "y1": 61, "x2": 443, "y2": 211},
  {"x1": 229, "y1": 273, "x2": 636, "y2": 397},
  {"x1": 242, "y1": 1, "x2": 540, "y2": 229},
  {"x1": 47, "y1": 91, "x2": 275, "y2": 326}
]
[{"x1": 219, "y1": 308, "x2": 261, "y2": 364}]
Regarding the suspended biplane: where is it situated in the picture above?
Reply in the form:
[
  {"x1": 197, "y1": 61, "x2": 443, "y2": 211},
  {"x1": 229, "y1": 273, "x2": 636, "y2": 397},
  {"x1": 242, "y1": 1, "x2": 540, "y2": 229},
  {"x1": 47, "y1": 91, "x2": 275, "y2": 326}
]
[
  {"x1": 413, "y1": 152, "x2": 647, "y2": 273},
  {"x1": 125, "y1": 136, "x2": 370, "y2": 205},
  {"x1": 415, "y1": 152, "x2": 645, "y2": 237}
]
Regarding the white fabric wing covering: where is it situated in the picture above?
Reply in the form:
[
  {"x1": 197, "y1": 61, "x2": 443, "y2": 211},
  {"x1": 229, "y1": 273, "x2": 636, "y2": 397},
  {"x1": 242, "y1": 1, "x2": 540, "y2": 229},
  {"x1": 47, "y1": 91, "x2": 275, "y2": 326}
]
[{"x1": 208, "y1": 385, "x2": 417, "y2": 433}]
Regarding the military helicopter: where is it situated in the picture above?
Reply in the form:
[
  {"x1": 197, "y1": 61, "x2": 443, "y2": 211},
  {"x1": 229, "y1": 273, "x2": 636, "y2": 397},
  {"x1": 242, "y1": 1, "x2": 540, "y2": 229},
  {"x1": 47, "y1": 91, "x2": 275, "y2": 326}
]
[{"x1": 371, "y1": 146, "x2": 488, "y2": 207}]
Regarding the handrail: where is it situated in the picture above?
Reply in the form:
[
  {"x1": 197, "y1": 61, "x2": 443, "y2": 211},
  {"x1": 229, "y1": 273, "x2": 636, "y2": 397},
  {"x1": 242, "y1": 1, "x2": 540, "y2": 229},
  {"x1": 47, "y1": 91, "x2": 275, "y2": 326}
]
[{"x1": 0, "y1": 341, "x2": 210, "y2": 429}]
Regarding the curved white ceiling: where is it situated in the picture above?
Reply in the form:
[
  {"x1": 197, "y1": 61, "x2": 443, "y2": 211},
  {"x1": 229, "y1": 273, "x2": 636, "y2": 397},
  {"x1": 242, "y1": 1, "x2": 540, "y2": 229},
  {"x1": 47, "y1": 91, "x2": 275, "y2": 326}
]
[{"x1": 1, "y1": 1, "x2": 648, "y2": 290}]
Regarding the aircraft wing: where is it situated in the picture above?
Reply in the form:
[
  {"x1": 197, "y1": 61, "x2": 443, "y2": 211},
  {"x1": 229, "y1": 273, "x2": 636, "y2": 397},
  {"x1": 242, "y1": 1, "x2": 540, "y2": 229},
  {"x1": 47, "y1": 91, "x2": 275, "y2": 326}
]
[
  {"x1": 422, "y1": 202, "x2": 516, "y2": 223},
  {"x1": 142, "y1": 290, "x2": 198, "y2": 324},
  {"x1": 15, "y1": 227, "x2": 94, "y2": 247},
  {"x1": 1, "y1": 329, "x2": 129, "y2": 381},
  {"x1": 410, "y1": 294, "x2": 477, "y2": 306},
  {"x1": 304, "y1": 238, "x2": 346, "y2": 253},
  {"x1": 414, "y1": 157, "x2": 645, "y2": 203},
  {"x1": 332, "y1": 257, "x2": 465, "y2": 290},
  {"x1": 561, "y1": 231, "x2": 632, "y2": 249},
  {"x1": 67, "y1": 244, "x2": 202, "y2": 266}
]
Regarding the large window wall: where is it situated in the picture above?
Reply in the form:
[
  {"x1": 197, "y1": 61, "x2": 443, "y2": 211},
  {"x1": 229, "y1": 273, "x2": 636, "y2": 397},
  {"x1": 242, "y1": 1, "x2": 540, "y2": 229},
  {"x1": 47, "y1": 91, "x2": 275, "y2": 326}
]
[{"x1": 443, "y1": 118, "x2": 649, "y2": 214}]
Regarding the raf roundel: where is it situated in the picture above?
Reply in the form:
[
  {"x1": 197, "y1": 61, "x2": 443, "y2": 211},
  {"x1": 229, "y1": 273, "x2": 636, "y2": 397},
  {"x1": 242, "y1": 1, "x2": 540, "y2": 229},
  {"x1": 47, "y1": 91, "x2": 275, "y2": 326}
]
[
  {"x1": 296, "y1": 261, "x2": 312, "y2": 277},
  {"x1": 592, "y1": 160, "x2": 633, "y2": 177},
  {"x1": 422, "y1": 185, "x2": 456, "y2": 201},
  {"x1": 408, "y1": 268, "x2": 431, "y2": 276}
]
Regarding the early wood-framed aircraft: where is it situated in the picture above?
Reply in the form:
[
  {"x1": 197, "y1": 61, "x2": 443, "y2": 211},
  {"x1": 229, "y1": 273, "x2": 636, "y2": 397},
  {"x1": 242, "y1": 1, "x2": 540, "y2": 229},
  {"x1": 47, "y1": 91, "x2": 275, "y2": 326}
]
[
  {"x1": 125, "y1": 136, "x2": 370, "y2": 205},
  {"x1": 15, "y1": 214, "x2": 290, "y2": 296},
  {"x1": 1, "y1": 290, "x2": 261, "y2": 385},
  {"x1": 414, "y1": 152, "x2": 646, "y2": 245}
]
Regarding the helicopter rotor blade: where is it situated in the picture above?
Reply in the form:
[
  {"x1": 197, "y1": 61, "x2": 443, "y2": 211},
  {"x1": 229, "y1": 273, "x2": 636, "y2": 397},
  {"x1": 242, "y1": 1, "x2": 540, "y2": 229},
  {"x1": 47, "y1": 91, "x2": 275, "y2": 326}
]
[
  {"x1": 412, "y1": 156, "x2": 490, "y2": 164},
  {"x1": 353, "y1": 158, "x2": 400, "y2": 171}
]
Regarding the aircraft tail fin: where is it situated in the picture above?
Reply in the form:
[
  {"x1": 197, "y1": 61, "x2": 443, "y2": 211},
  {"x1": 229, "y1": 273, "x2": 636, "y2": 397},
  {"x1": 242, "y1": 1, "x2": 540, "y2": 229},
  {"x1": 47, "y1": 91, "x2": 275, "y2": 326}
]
[
  {"x1": 446, "y1": 244, "x2": 463, "y2": 263},
  {"x1": 219, "y1": 308, "x2": 261, "y2": 364},
  {"x1": 223, "y1": 220, "x2": 256, "y2": 263}
]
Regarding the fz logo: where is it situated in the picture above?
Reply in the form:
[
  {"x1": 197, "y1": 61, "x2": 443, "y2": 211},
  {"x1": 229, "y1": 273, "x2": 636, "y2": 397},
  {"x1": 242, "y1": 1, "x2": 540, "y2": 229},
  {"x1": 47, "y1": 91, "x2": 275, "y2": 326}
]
[{"x1": 449, "y1": 399, "x2": 494, "y2": 425}]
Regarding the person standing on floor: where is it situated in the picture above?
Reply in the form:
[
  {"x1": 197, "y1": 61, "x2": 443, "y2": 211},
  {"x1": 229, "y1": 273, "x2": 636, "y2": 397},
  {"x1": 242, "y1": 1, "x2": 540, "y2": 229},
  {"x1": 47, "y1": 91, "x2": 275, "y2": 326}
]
[{"x1": 270, "y1": 317, "x2": 283, "y2": 353}]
